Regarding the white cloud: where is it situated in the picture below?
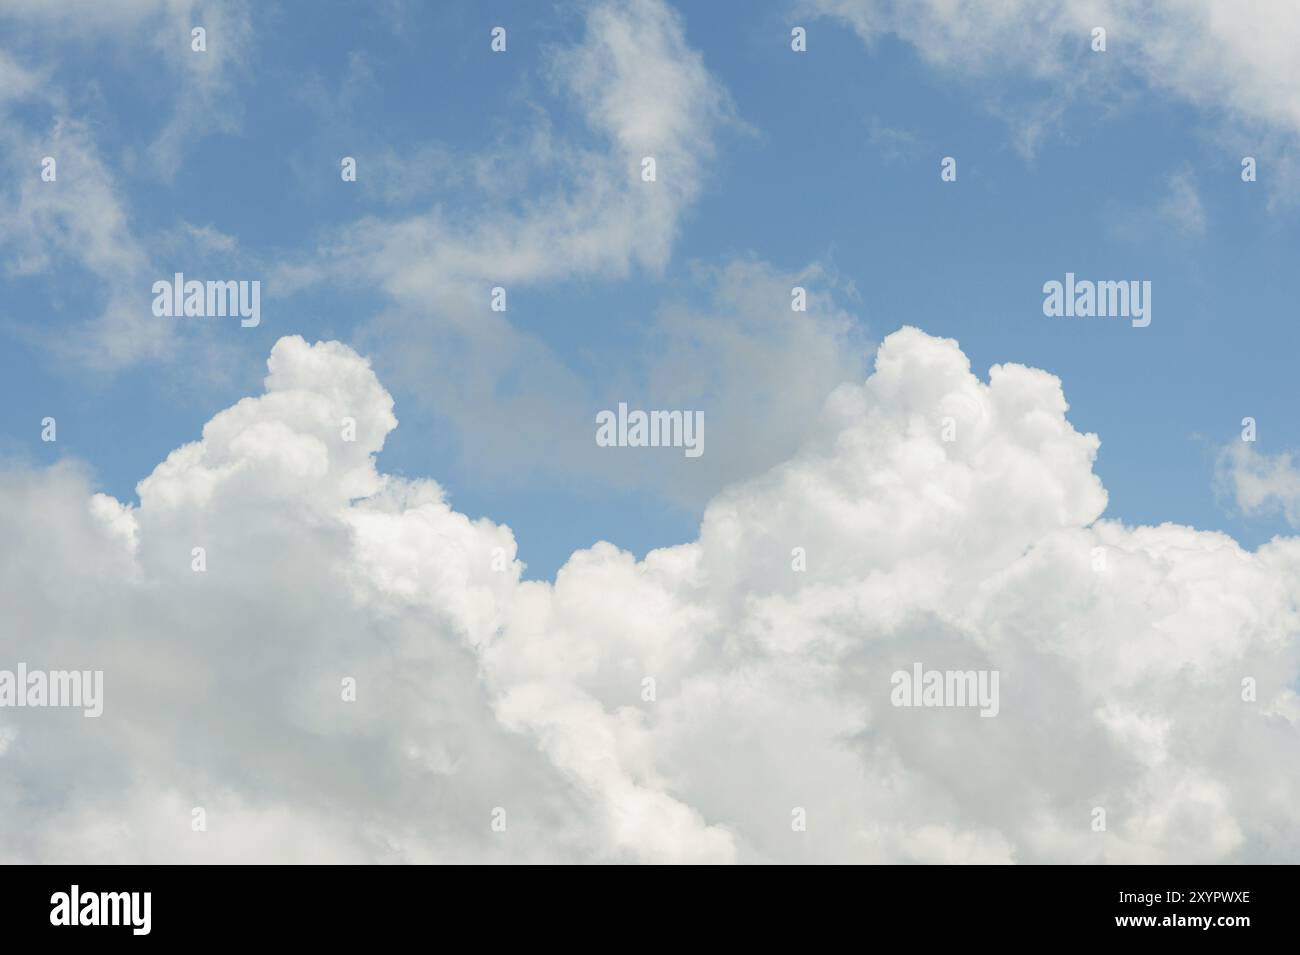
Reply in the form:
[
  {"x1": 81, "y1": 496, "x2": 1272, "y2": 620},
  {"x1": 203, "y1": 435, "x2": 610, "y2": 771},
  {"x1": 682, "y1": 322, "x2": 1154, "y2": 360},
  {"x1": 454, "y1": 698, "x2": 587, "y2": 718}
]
[
  {"x1": 0, "y1": 0, "x2": 859, "y2": 485},
  {"x1": 0, "y1": 2, "x2": 253, "y2": 368},
  {"x1": 2, "y1": 328, "x2": 1297, "y2": 863},
  {"x1": 263, "y1": 0, "x2": 866, "y2": 510},
  {"x1": 0, "y1": 0, "x2": 252, "y2": 178},
  {"x1": 0, "y1": 107, "x2": 256, "y2": 376},
  {"x1": 0, "y1": 103, "x2": 169, "y2": 366},
  {"x1": 291, "y1": 0, "x2": 730, "y2": 298},
  {"x1": 805, "y1": 0, "x2": 1300, "y2": 185},
  {"x1": 1218, "y1": 441, "x2": 1300, "y2": 528}
]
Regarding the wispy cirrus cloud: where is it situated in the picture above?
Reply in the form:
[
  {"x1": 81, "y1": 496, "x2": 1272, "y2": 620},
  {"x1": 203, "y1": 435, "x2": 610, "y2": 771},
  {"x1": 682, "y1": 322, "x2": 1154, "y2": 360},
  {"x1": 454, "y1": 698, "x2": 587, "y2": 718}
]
[
  {"x1": 0, "y1": 0, "x2": 254, "y2": 368},
  {"x1": 804, "y1": 0, "x2": 1300, "y2": 196}
]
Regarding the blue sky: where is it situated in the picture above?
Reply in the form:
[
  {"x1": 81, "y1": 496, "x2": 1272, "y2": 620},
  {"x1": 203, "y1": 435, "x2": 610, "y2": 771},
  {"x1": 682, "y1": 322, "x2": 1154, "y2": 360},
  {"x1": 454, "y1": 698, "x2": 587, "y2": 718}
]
[{"x1": 3, "y1": 0, "x2": 1299, "y2": 579}]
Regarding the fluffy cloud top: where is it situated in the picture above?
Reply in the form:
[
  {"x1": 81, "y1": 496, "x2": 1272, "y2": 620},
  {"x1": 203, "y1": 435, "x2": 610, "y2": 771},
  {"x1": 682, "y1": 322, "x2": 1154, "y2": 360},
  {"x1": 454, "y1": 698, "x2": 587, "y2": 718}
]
[{"x1": 2, "y1": 329, "x2": 1296, "y2": 863}]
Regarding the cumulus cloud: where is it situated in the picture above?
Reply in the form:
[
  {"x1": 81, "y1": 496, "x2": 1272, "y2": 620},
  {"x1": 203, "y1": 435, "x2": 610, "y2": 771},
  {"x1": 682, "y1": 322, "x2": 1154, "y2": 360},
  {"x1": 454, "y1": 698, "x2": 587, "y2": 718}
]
[{"x1": 2, "y1": 328, "x2": 1296, "y2": 863}]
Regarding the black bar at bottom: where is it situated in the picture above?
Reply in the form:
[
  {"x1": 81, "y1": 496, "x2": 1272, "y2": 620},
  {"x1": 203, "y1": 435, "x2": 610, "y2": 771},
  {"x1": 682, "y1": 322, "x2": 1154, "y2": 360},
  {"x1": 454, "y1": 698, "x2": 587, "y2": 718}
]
[{"x1": 2, "y1": 864, "x2": 1292, "y2": 943}]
